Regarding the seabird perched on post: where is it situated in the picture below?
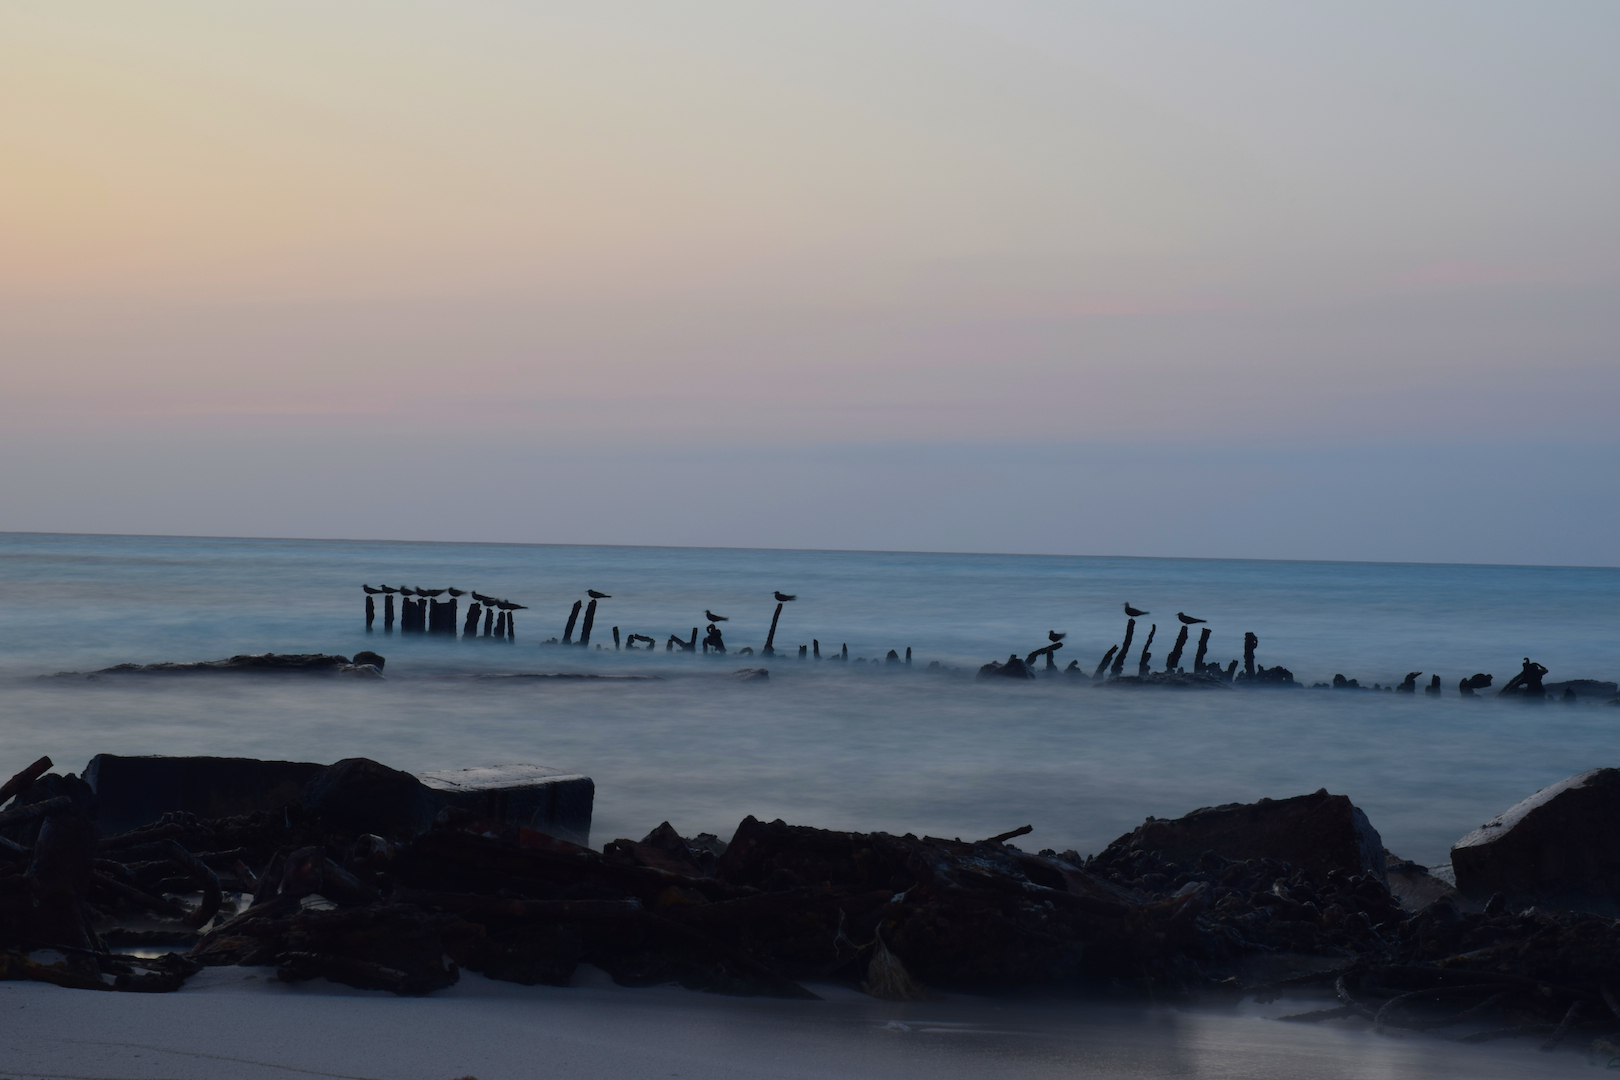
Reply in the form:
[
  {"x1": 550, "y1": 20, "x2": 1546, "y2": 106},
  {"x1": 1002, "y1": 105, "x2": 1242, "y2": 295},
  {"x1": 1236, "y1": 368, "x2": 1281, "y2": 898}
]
[
  {"x1": 1048, "y1": 631, "x2": 1067, "y2": 642},
  {"x1": 1123, "y1": 603, "x2": 1149, "y2": 618},
  {"x1": 706, "y1": 610, "x2": 728, "y2": 623},
  {"x1": 1176, "y1": 612, "x2": 1207, "y2": 625},
  {"x1": 399, "y1": 587, "x2": 416, "y2": 596},
  {"x1": 416, "y1": 588, "x2": 447, "y2": 598},
  {"x1": 774, "y1": 592, "x2": 796, "y2": 602},
  {"x1": 377, "y1": 585, "x2": 400, "y2": 594},
  {"x1": 446, "y1": 588, "x2": 466, "y2": 597},
  {"x1": 587, "y1": 590, "x2": 611, "y2": 599},
  {"x1": 362, "y1": 585, "x2": 383, "y2": 595},
  {"x1": 471, "y1": 591, "x2": 496, "y2": 604},
  {"x1": 494, "y1": 600, "x2": 528, "y2": 611}
]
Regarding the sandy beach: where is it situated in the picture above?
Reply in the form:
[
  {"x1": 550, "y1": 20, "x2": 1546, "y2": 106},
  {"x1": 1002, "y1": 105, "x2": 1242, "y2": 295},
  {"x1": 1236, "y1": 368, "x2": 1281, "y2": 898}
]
[{"x1": 3, "y1": 966, "x2": 1598, "y2": 1080}]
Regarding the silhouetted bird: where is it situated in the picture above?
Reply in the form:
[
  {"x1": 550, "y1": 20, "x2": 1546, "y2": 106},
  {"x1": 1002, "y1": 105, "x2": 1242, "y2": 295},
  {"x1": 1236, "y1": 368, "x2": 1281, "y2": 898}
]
[
  {"x1": 399, "y1": 587, "x2": 416, "y2": 596},
  {"x1": 1176, "y1": 612, "x2": 1206, "y2": 625},
  {"x1": 1048, "y1": 631, "x2": 1067, "y2": 642},
  {"x1": 706, "y1": 610, "x2": 729, "y2": 622},
  {"x1": 362, "y1": 585, "x2": 382, "y2": 595},
  {"x1": 774, "y1": 592, "x2": 797, "y2": 602},
  {"x1": 471, "y1": 592, "x2": 496, "y2": 604},
  {"x1": 1123, "y1": 603, "x2": 1149, "y2": 618},
  {"x1": 497, "y1": 600, "x2": 529, "y2": 610},
  {"x1": 417, "y1": 588, "x2": 446, "y2": 598},
  {"x1": 446, "y1": 588, "x2": 466, "y2": 597},
  {"x1": 377, "y1": 585, "x2": 400, "y2": 594},
  {"x1": 587, "y1": 590, "x2": 611, "y2": 599}
]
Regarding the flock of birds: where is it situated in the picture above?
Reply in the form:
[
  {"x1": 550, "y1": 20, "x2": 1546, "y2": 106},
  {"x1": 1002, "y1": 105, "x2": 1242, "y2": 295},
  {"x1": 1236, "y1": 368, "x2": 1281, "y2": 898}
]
[{"x1": 361, "y1": 584, "x2": 530, "y2": 613}]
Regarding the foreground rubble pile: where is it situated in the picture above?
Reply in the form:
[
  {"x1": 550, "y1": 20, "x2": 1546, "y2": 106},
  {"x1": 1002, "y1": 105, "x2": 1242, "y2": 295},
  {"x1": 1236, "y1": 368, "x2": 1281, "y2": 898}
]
[{"x1": 4, "y1": 753, "x2": 1620, "y2": 1049}]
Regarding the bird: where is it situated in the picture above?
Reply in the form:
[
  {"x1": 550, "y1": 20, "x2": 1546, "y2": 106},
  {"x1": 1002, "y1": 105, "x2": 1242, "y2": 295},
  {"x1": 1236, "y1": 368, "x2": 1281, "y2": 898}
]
[
  {"x1": 376, "y1": 585, "x2": 400, "y2": 594},
  {"x1": 362, "y1": 585, "x2": 382, "y2": 595},
  {"x1": 706, "y1": 610, "x2": 729, "y2": 622},
  {"x1": 1123, "y1": 603, "x2": 1149, "y2": 618},
  {"x1": 399, "y1": 587, "x2": 416, "y2": 596},
  {"x1": 1048, "y1": 631, "x2": 1067, "y2": 642},
  {"x1": 416, "y1": 588, "x2": 446, "y2": 598},
  {"x1": 446, "y1": 588, "x2": 466, "y2": 597},
  {"x1": 1176, "y1": 612, "x2": 1206, "y2": 625},
  {"x1": 471, "y1": 591, "x2": 496, "y2": 604},
  {"x1": 774, "y1": 592, "x2": 796, "y2": 602},
  {"x1": 587, "y1": 590, "x2": 611, "y2": 599},
  {"x1": 497, "y1": 600, "x2": 529, "y2": 610}
]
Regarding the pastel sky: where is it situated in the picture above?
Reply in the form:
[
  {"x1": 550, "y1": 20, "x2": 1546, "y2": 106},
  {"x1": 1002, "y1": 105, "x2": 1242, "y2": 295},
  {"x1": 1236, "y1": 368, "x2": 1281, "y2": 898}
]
[{"x1": 3, "y1": 3, "x2": 1617, "y2": 563}]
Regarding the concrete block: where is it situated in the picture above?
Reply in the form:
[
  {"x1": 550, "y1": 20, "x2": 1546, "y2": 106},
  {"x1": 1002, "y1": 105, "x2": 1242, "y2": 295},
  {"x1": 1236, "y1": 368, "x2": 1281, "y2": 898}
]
[
  {"x1": 84, "y1": 754, "x2": 327, "y2": 837},
  {"x1": 418, "y1": 765, "x2": 594, "y2": 847}
]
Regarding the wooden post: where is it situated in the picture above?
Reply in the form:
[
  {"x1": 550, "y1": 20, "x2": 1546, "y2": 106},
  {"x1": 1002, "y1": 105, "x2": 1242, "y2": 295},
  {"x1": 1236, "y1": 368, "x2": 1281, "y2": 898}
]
[
  {"x1": 464, "y1": 604, "x2": 481, "y2": 637},
  {"x1": 563, "y1": 600, "x2": 582, "y2": 644},
  {"x1": 840, "y1": 643, "x2": 847, "y2": 661},
  {"x1": 1243, "y1": 632, "x2": 1258, "y2": 678},
  {"x1": 507, "y1": 610, "x2": 515, "y2": 640},
  {"x1": 495, "y1": 611, "x2": 507, "y2": 638},
  {"x1": 1164, "y1": 625, "x2": 1189, "y2": 672},
  {"x1": 384, "y1": 593, "x2": 394, "y2": 633},
  {"x1": 1137, "y1": 624, "x2": 1156, "y2": 677},
  {"x1": 1111, "y1": 619, "x2": 1135, "y2": 676},
  {"x1": 613, "y1": 626, "x2": 620, "y2": 650},
  {"x1": 905, "y1": 647, "x2": 912, "y2": 666},
  {"x1": 1193, "y1": 628, "x2": 1211, "y2": 673},
  {"x1": 579, "y1": 600, "x2": 597, "y2": 646},
  {"x1": 762, "y1": 602, "x2": 783, "y2": 657},
  {"x1": 1093, "y1": 645, "x2": 1118, "y2": 679},
  {"x1": 365, "y1": 595, "x2": 375, "y2": 631},
  {"x1": 813, "y1": 639, "x2": 820, "y2": 659},
  {"x1": 798, "y1": 644, "x2": 807, "y2": 658},
  {"x1": 482, "y1": 606, "x2": 494, "y2": 637}
]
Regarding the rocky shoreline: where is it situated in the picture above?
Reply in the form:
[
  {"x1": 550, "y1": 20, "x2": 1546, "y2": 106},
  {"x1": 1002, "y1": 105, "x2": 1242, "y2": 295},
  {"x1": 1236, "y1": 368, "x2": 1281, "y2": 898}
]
[{"x1": 4, "y1": 733, "x2": 1620, "y2": 1053}]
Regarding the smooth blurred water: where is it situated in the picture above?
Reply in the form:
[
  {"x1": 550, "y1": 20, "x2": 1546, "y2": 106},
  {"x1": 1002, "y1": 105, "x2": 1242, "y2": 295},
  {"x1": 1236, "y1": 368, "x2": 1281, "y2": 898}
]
[{"x1": 1, "y1": 531, "x2": 1616, "y2": 866}]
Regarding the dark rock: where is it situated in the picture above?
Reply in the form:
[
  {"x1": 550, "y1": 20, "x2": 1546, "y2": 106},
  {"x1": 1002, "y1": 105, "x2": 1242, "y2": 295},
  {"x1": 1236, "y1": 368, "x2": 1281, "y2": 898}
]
[
  {"x1": 1451, "y1": 767, "x2": 1620, "y2": 911},
  {"x1": 1095, "y1": 788, "x2": 1386, "y2": 882},
  {"x1": 351, "y1": 651, "x2": 386, "y2": 670},
  {"x1": 301, "y1": 758, "x2": 443, "y2": 840},
  {"x1": 977, "y1": 655, "x2": 1034, "y2": 680},
  {"x1": 86, "y1": 754, "x2": 326, "y2": 838},
  {"x1": 418, "y1": 765, "x2": 594, "y2": 847},
  {"x1": 75, "y1": 653, "x2": 358, "y2": 677},
  {"x1": 1543, "y1": 679, "x2": 1617, "y2": 700}
]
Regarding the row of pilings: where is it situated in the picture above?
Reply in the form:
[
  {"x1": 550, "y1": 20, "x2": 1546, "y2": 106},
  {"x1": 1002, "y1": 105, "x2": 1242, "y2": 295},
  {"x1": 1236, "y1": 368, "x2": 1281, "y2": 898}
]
[{"x1": 365, "y1": 594, "x2": 517, "y2": 641}]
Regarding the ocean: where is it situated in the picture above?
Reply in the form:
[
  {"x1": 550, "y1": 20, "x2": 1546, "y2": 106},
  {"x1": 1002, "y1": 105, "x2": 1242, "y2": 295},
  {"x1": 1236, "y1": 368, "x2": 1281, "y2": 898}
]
[{"x1": 1, "y1": 531, "x2": 1615, "y2": 867}]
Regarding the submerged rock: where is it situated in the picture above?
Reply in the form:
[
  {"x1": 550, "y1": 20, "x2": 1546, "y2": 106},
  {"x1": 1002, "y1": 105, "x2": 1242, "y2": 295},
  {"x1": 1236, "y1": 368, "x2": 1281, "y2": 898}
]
[
  {"x1": 1450, "y1": 767, "x2": 1620, "y2": 911},
  {"x1": 66, "y1": 653, "x2": 384, "y2": 678}
]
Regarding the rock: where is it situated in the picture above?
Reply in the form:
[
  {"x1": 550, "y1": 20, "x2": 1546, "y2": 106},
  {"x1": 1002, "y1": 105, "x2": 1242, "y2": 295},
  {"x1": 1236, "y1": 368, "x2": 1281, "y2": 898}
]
[
  {"x1": 1384, "y1": 852, "x2": 1461, "y2": 913},
  {"x1": 351, "y1": 651, "x2": 387, "y2": 670},
  {"x1": 731, "y1": 668, "x2": 769, "y2": 681},
  {"x1": 85, "y1": 754, "x2": 327, "y2": 838},
  {"x1": 1543, "y1": 679, "x2": 1617, "y2": 700},
  {"x1": 418, "y1": 765, "x2": 595, "y2": 847},
  {"x1": 301, "y1": 758, "x2": 443, "y2": 840},
  {"x1": 1095, "y1": 788, "x2": 1386, "y2": 882},
  {"x1": 1450, "y1": 768, "x2": 1620, "y2": 911},
  {"x1": 977, "y1": 655, "x2": 1034, "y2": 680},
  {"x1": 76, "y1": 653, "x2": 357, "y2": 677}
]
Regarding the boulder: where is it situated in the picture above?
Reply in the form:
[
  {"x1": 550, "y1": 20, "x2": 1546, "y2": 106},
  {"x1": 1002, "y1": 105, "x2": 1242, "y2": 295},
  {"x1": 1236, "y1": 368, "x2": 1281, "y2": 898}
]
[
  {"x1": 84, "y1": 754, "x2": 326, "y2": 837},
  {"x1": 417, "y1": 765, "x2": 594, "y2": 847},
  {"x1": 1095, "y1": 788, "x2": 1386, "y2": 882},
  {"x1": 1450, "y1": 768, "x2": 1620, "y2": 910},
  {"x1": 301, "y1": 758, "x2": 442, "y2": 839}
]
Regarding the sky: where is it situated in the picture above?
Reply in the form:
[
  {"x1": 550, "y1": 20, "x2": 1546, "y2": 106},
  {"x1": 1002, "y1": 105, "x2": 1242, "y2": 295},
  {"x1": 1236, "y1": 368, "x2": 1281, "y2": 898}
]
[{"x1": 2, "y1": 2, "x2": 1617, "y2": 564}]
